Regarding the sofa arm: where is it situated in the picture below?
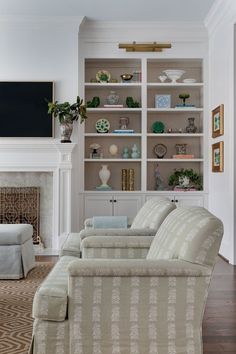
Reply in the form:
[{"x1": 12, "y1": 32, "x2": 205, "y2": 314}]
[
  {"x1": 81, "y1": 236, "x2": 153, "y2": 259},
  {"x1": 68, "y1": 258, "x2": 211, "y2": 277},
  {"x1": 79, "y1": 227, "x2": 157, "y2": 239},
  {"x1": 60, "y1": 233, "x2": 81, "y2": 258}
]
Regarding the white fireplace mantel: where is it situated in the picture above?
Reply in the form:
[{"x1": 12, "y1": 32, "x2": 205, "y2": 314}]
[{"x1": 0, "y1": 139, "x2": 76, "y2": 252}]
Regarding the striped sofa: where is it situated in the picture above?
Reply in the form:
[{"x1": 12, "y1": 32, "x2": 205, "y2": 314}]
[{"x1": 29, "y1": 206, "x2": 223, "y2": 354}]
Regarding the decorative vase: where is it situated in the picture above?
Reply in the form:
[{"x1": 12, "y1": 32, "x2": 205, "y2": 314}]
[
  {"x1": 60, "y1": 122, "x2": 73, "y2": 143},
  {"x1": 107, "y1": 91, "x2": 119, "y2": 105},
  {"x1": 186, "y1": 117, "x2": 197, "y2": 133},
  {"x1": 131, "y1": 144, "x2": 140, "y2": 158},
  {"x1": 99, "y1": 165, "x2": 111, "y2": 187}
]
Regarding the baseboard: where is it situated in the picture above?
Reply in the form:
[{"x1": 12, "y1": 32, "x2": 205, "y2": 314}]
[{"x1": 218, "y1": 253, "x2": 229, "y2": 263}]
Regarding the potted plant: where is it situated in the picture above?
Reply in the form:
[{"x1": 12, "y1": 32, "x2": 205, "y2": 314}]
[
  {"x1": 48, "y1": 96, "x2": 87, "y2": 143},
  {"x1": 168, "y1": 168, "x2": 202, "y2": 190}
]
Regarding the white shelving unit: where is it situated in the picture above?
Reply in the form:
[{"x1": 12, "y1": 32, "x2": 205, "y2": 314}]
[{"x1": 79, "y1": 57, "x2": 207, "y2": 223}]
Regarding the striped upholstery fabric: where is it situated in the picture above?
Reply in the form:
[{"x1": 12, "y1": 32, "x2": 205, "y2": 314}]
[
  {"x1": 30, "y1": 207, "x2": 223, "y2": 354},
  {"x1": 68, "y1": 259, "x2": 211, "y2": 354},
  {"x1": 32, "y1": 256, "x2": 75, "y2": 321},
  {"x1": 147, "y1": 207, "x2": 224, "y2": 266},
  {"x1": 131, "y1": 198, "x2": 176, "y2": 229},
  {"x1": 81, "y1": 236, "x2": 154, "y2": 259}
]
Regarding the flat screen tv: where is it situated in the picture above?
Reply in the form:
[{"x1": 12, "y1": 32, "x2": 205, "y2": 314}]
[{"x1": 0, "y1": 81, "x2": 54, "y2": 137}]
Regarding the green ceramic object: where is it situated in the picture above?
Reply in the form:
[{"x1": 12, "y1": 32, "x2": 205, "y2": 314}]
[{"x1": 152, "y1": 121, "x2": 165, "y2": 133}]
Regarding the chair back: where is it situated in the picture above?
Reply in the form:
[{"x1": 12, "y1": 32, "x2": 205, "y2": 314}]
[
  {"x1": 131, "y1": 198, "x2": 176, "y2": 230},
  {"x1": 147, "y1": 206, "x2": 223, "y2": 267}
]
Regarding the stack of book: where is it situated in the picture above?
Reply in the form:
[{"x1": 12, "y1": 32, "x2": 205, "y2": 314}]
[
  {"x1": 172, "y1": 154, "x2": 194, "y2": 159},
  {"x1": 104, "y1": 104, "x2": 124, "y2": 108},
  {"x1": 113, "y1": 129, "x2": 134, "y2": 134},
  {"x1": 121, "y1": 169, "x2": 134, "y2": 191}
]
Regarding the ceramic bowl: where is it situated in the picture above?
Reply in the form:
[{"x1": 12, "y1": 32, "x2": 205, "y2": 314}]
[
  {"x1": 163, "y1": 69, "x2": 185, "y2": 83},
  {"x1": 120, "y1": 74, "x2": 133, "y2": 81}
]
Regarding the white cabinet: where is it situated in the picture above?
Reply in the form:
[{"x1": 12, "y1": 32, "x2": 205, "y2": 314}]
[
  {"x1": 145, "y1": 194, "x2": 204, "y2": 207},
  {"x1": 84, "y1": 194, "x2": 143, "y2": 223}
]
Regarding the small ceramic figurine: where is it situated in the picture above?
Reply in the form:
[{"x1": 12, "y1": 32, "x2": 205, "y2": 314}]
[
  {"x1": 122, "y1": 147, "x2": 130, "y2": 159},
  {"x1": 109, "y1": 144, "x2": 118, "y2": 156},
  {"x1": 131, "y1": 144, "x2": 140, "y2": 158}
]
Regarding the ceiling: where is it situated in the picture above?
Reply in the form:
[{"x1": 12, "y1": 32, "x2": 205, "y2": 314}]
[{"x1": 0, "y1": 0, "x2": 217, "y2": 22}]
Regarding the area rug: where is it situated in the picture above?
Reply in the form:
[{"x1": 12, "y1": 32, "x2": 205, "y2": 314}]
[{"x1": 0, "y1": 262, "x2": 55, "y2": 354}]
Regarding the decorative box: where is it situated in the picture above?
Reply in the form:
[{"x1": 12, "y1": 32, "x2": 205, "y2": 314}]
[{"x1": 155, "y1": 94, "x2": 171, "y2": 108}]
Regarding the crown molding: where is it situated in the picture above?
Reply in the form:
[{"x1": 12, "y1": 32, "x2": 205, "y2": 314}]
[
  {"x1": 204, "y1": 0, "x2": 236, "y2": 35},
  {"x1": 79, "y1": 20, "x2": 208, "y2": 42}
]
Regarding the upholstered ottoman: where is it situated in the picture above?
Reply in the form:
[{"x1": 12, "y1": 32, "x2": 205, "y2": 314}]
[{"x1": 0, "y1": 224, "x2": 35, "y2": 279}]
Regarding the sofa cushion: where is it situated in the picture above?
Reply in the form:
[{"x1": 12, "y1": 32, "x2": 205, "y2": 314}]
[
  {"x1": 0, "y1": 224, "x2": 33, "y2": 245},
  {"x1": 147, "y1": 207, "x2": 223, "y2": 267},
  {"x1": 32, "y1": 256, "x2": 76, "y2": 321},
  {"x1": 131, "y1": 198, "x2": 176, "y2": 229}
]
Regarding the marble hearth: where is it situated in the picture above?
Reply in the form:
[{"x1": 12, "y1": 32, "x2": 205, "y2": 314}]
[{"x1": 0, "y1": 140, "x2": 76, "y2": 254}]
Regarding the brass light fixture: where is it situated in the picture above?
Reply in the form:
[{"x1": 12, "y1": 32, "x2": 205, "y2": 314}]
[{"x1": 119, "y1": 41, "x2": 172, "y2": 52}]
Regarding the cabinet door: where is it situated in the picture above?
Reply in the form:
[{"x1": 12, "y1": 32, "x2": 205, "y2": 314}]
[
  {"x1": 84, "y1": 195, "x2": 113, "y2": 219},
  {"x1": 113, "y1": 195, "x2": 143, "y2": 224},
  {"x1": 174, "y1": 195, "x2": 204, "y2": 207}
]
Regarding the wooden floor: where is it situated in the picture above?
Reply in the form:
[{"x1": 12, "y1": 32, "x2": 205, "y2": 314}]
[
  {"x1": 36, "y1": 256, "x2": 236, "y2": 353},
  {"x1": 203, "y1": 257, "x2": 236, "y2": 354}
]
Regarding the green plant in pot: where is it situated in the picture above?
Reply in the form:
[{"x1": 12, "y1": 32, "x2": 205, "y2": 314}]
[
  {"x1": 168, "y1": 168, "x2": 202, "y2": 190},
  {"x1": 48, "y1": 96, "x2": 87, "y2": 143}
]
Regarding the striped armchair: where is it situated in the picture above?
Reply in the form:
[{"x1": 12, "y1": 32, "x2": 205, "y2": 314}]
[
  {"x1": 30, "y1": 206, "x2": 223, "y2": 354},
  {"x1": 61, "y1": 198, "x2": 176, "y2": 259}
]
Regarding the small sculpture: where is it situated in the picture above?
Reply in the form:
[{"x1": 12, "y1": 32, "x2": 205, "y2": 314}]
[
  {"x1": 119, "y1": 117, "x2": 129, "y2": 129},
  {"x1": 186, "y1": 117, "x2": 197, "y2": 133},
  {"x1": 89, "y1": 143, "x2": 101, "y2": 159},
  {"x1": 87, "y1": 96, "x2": 100, "y2": 108},
  {"x1": 126, "y1": 96, "x2": 140, "y2": 108},
  {"x1": 122, "y1": 147, "x2": 130, "y2": 159},
  {"x1": 175, "y1": 144, "x2": 187, "y2": 155},
  {"x1": 155, "y1": 164, "x2": 164, "y2": 191},
  {"x1": 131, "y1": 144, "x2": 140, "y2": 158}
]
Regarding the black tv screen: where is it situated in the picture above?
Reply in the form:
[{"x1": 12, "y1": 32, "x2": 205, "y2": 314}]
[{"x1": 0, "y1": 81, "x2": 54, "y2": 137}]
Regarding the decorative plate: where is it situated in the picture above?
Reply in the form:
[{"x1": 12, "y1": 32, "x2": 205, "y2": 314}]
[
  {"x1": 153, "y1": 144, "x2": 167, "y2": 158},
  {"x1": 95, "y1": 118, "x2": 110, "y2": 133},
  {"x1": 152, "y1": 121, "x2": 165, "y2": 133},
  {"x1": 155, "y1": 94, "x2": 171, "y2": 108},
  {"x1": 96, "y1": 70, "x2": 111, "y2": 83}
]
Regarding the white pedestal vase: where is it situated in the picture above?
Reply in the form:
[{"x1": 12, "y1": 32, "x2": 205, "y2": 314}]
[{"x1": 96, "y1": 165, "x2": 112, "y2": 190}]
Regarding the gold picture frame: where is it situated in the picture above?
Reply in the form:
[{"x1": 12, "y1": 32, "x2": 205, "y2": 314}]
[
  {"x1": 212, "y1": 104, "x2": 224, "y2": 138},
  {"x1": 212, "y1": 141, "x2": 224, "y2": 172}
]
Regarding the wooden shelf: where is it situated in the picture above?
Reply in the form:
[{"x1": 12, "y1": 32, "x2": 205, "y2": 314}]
[
  {"x1": 84, "y1": 158, "x2": 142, "y2": 162},
  {"x1": 85, "y1": 82, "x2": 142, "y2": 87},
  {"x1": 147, "y1": 108, "x2": 203, "y2": 112},
  {"x1": 147, "y1": 82, "x2": 204, "y2": 87},
  {"x1": 85, "y1": 133, "x2": 142, "y2": 137},
  {"x1": 87, "y1": 108, "x2": 142, "y2": 112},
  {"x1": 147, "y1": 133, "x2": 204, "y2": 137},
  {"x1": 147, "y1": 158, "x2": 204, "y2": 162}
]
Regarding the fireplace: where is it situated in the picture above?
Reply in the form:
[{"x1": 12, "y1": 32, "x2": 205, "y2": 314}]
[
  {"x1": 0, "y1": 187, "x2": 40, "y2": 244},
  {"x1": 0, "y1": 141, "x2": 76, "y2": 254}
]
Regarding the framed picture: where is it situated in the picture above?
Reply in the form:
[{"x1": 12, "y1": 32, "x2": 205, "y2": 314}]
[
  {"x1": 212, "y1": 141, "x2": 224, "y2": 172},
  {"x1": 155, "y1": 94, "x2": 171, "y2": 108},
  {"x1": 212, "y1": 104, "x2": 224, "y2": 138}
]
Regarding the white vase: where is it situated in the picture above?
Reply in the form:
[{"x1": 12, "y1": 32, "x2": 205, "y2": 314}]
[{"x1": 99, "y1": 165, "x2": 111, "y2": 187}]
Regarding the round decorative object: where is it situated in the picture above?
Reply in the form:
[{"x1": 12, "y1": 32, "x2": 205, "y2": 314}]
[
  {"x1": 109, "y1": 144, "x2": 118, "y2": 156},
  {"x1": 153, "y1": 144, "x2": 167, "y2": 159},
  {"x1": 152, "y1": 121, "x2": 165, "y2": 133},
  {"x1": 95, "y1": 118, "x2": 110, "y2": 133},
  {"x1": 96, "y1": 70, "x2": 111, "y2": 83}
]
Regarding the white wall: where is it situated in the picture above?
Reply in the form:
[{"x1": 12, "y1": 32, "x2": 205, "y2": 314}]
[
  {"x1": 0, "y1": 16, "x2": 84, "y2": 232},
  {"x1": 205, "y1": 0, "x2": 236, "y2": 264}
]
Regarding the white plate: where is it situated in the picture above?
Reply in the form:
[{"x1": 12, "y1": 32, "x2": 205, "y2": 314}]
[{"x1": 183, "y1": 78, "x2": 197, "y2": 83}]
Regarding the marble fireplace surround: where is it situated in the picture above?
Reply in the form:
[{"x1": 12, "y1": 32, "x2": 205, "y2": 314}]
[{"x1": 0, "y1": 140, "x2": 76, "y2": 254}]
